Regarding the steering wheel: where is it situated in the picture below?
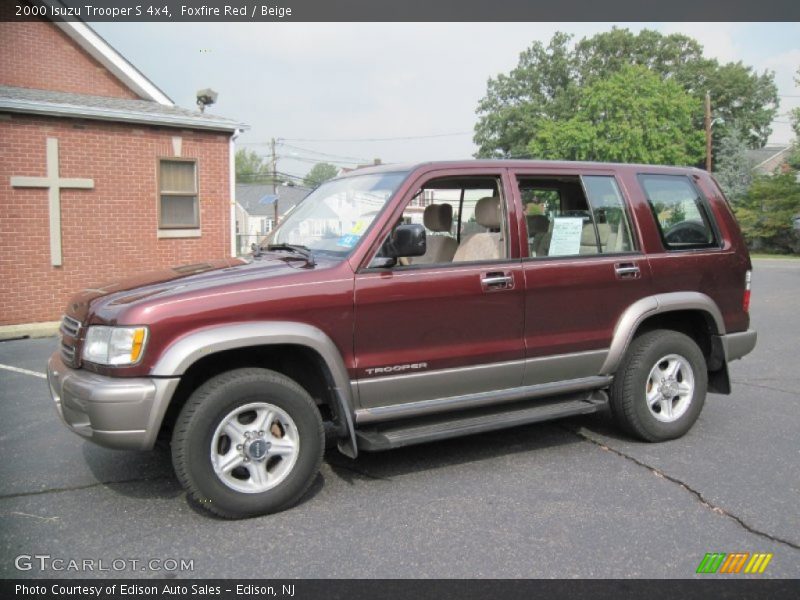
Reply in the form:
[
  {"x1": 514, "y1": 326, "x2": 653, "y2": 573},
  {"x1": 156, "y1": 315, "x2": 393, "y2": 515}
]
[{"x1": 664, "y1": 220, "x2": 709, "y2": 245}]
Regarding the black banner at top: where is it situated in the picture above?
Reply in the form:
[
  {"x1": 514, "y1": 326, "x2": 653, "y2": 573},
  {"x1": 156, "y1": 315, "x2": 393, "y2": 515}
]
[{"x1": 5, "y1": 0, "x2": 800, "y2": 22}]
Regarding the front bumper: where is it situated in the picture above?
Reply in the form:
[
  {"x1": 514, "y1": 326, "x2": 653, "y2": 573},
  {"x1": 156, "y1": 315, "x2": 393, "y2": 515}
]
[{"x1": 47, "y1": 352, "x2": 179, "y2": 450}]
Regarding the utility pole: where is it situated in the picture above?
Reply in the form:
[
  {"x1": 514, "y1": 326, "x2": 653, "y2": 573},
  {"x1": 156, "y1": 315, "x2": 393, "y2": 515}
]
[
  {"x1": 270, "y1": 137, "x2": 278, "y2": 229},
  {"x1": 705, "y1": 91, "x2": 712, "y2": 172}
]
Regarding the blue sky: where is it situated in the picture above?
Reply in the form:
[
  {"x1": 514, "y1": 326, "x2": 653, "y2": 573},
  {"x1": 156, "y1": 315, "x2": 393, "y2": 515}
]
[{"x1": 92, "y1": 22, "x2": 800, "y2": 180}]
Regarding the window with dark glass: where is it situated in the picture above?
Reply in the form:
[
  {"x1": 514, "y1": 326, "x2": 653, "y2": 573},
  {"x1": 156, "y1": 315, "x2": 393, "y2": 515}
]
[{"x1": 639, "y1": 174, "x2": 718, "y2": 250}]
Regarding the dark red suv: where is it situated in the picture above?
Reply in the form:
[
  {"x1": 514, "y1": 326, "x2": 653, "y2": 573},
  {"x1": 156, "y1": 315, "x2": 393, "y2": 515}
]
[{"x1": 48, "y1": 160, "x2": 756, "y2": 518}]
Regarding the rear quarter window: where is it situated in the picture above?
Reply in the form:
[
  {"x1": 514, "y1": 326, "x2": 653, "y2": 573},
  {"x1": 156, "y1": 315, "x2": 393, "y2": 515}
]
[{"x1": 638, "y1": 174, "x2": 719, "y2": 250}]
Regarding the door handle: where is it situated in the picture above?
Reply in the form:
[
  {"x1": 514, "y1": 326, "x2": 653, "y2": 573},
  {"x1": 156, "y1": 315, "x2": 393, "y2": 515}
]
[
  {"x1": 614, "y1": 262, "x2": 641, "y2": 279},
  {"x1": 481, "y1": 272, "x2": 514, "y2": 290}
]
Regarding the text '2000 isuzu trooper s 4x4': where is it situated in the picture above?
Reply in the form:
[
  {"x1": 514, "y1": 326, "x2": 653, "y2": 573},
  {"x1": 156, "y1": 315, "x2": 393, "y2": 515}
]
[{"x1": 48, "y1": 160, "x2": 757, "y2": 518}]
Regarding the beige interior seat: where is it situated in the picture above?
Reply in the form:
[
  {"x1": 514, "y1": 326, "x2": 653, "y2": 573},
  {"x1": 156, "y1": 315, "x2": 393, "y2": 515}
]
[
  {"x1": 452, "y1": 197, "x2": 504, "y2": 262},
  {"x1": 613, "y1": 216, "x2": 632, "y2": 252},
  {"x1": 580, "y1": 222, "x2": 611, "y2": 254},
  {"x1": 411, "y1": 203, "x2": 458, "y2": 265}
]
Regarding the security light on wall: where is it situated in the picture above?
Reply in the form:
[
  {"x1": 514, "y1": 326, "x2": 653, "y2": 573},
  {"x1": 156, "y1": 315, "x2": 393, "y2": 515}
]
[{"x1": 196, "y1": 88, "x2": 218, "y2": 112}]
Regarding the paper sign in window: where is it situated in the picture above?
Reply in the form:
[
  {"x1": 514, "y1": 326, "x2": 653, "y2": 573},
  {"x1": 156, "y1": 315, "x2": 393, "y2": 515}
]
[{"x1": 548, "y1": 217, "x2": 584, "y2": 256}]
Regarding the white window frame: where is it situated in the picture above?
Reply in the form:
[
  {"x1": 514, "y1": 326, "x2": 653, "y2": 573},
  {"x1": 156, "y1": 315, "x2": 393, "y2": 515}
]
[{"x1": 158, "y1": 158, "x2": 200, "y2": 231}]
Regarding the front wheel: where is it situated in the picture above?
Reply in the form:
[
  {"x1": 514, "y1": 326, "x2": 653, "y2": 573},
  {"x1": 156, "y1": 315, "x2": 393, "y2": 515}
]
[
  {"x1": 610, "y1": 329, "x2": 707, "y2": 442},
  {"x1": 171, "y1": 368, "x2": 324, "y2": 519}
]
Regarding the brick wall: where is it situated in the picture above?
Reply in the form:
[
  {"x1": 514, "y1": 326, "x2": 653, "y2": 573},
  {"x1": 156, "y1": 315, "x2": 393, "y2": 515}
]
[
  {"x1": 0, "y1": 114, "x2": 232, "y2": 325},
  {"x1": 0, "y1": 9, "x2": 140, "y2": 100}
]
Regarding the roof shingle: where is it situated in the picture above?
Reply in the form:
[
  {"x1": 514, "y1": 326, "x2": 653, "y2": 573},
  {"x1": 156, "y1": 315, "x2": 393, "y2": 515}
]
[
  {"x1": 0, "y1": 85, "x2": 246, "y2": 132},
  {"x1": 236, "y1": 184, "x2": 312, "y2": 217}
]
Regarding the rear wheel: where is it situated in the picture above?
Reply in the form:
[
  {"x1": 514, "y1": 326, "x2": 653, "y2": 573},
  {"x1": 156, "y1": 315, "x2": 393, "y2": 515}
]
[
  {"x1": 171, "y1": 368, "x2": 324, "y2": 519},
  {"x1": 610, "y1": 329, "x2": 707, "y2": 442}
]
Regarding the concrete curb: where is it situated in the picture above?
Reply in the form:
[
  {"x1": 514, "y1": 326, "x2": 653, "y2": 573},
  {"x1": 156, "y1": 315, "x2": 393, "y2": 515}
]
[{"x1": 0, "y1": 321, "x2": 60, "y2": 340}]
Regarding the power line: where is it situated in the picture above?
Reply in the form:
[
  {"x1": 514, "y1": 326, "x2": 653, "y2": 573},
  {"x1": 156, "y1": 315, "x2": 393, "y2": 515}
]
[
  {"x1": 278, "y1": 155, "x2": 361, "y2": 166},
  {"x1": 238, "y1": 173, "x2": 299, "y2": 181},
  {"x1": 280, "y1": 131, "x2": 473, "y2": 142},
  {"x1": 277, "y1": 142, "x2": 370, "y2": 163},
  {"x1": 275, "y1": 170, "x2": 307, "y2": 180},
  {"x1": 240, "y1": 142, "x2": 370, "y2": 163},
  {"x1": 241, "y1": 141, "x2": 367, "y2": 162}
]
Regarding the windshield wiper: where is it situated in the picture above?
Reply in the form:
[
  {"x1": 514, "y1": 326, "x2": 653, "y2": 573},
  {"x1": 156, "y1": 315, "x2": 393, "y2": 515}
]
[{"x1": 265, "y1": 243, "x2": 316, "y2": 266}]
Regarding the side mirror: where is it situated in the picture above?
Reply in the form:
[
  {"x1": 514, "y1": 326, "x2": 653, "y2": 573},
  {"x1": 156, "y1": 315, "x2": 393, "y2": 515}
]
[
  {"x1": 370, "y1": 224, "x2": 426, "y2": 268},
  {"x1": 390, "y1": 224, "x2": 427, "y2": 258}
]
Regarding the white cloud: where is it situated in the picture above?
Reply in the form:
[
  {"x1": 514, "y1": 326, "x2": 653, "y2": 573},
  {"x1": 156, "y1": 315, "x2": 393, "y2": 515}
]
[
  {"x1": 94, "y1": 22, "x2": 798, "y2": 172},
  {"x1": 659, "y1": 22, "x2": 743, "y2": 63},
  {"x1": 763, "y1": 49, "x2": 800, "y2": 144}
]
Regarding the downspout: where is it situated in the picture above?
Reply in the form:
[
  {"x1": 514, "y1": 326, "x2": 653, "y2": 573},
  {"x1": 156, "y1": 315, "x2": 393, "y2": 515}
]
[{"x1": 229, "y1": 129, "x2": 240, "y2": 257}]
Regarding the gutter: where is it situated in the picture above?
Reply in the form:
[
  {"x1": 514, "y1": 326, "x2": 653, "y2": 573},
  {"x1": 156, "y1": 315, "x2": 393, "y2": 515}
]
[
  {"x1": 0, "y1": 99, "x2": 247, "y2": 133},
  {"x1": 230, "y1": 130, "x2": 241, "y2": 257}
]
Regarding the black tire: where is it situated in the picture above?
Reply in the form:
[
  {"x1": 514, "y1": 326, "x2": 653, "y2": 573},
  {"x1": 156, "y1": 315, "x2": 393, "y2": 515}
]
[
  {"x1": 171, "y1": 368, "x2": 324, "y2": 519},
  {"x1": 609, "y1": 329, "x2": 707, "y2": 442}
]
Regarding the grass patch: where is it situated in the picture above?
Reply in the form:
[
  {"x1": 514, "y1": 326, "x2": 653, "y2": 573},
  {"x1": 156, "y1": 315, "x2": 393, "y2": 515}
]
[{"x1": 751, "y1": 253, "x2": 800, "y2": 260}]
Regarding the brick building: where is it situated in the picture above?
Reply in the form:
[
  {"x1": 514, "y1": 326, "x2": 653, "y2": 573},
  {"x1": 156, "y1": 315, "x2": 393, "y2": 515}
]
[{"x1": 0, "y1": 11, "x2": 244, "y2": 326}]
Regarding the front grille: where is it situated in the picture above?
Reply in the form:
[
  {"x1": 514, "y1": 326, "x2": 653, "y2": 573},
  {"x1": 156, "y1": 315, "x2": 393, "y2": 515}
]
[
  {"x1": 60, "y1": 315, "x2": 81, "y2": 337},
  {"x1": 60, "y1": 342, "x2": 76, "y2": 363},
  {"x1": 60, "y1": 315, "x2": 82, "y2": 367}
]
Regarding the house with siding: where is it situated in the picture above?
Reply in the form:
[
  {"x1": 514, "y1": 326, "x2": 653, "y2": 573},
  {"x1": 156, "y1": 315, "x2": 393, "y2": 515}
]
[
  {"x1": 747, "y1": 144, "x2": 793, "y2": 175},
  {"x1": 0, "y1": 5, "x2": 245, "y2": 326},
  {"x1": 234, "y1": 183, "x2": 311, "y2": 254}
]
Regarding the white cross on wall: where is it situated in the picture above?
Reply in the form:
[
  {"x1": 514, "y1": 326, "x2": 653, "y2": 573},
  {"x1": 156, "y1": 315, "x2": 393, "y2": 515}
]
[{"x1": 10, "y1": 138, "x2": 94, "y2": 266}]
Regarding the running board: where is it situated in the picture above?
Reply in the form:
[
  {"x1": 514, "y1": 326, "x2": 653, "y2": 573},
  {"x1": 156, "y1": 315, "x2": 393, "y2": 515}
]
[{"x1": 355, "y1": 393, "x2": 607, "y2": 451}]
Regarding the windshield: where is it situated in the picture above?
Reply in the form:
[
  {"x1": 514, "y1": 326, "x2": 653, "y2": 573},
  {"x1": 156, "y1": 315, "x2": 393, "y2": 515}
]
[{"x1": 264, "y1": 172, "x2": 407, "y2": 257}]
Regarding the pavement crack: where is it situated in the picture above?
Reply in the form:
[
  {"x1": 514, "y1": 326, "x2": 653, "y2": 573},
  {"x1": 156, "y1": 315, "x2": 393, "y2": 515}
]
[
  {"x1": 0, "y1": 475, "x2": 174, "y2": 501},
  {"x1": 730, "y1": 380, "x2": 797, "y2": 397},
  {"x1": 562, "y1": 425, "x2": 800, "y2": 552},
  {"x1": 325, "y1": 458, "x2": 390, "y2": 482}
]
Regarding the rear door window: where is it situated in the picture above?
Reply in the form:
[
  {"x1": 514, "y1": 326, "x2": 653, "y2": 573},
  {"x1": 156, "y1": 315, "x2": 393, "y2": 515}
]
[
  {"x1": 582, "y1": 176, "x2": 635, "y2": 254},
  {"x1": 517, "y1": 174, "x2": 634, "y2": 257}
]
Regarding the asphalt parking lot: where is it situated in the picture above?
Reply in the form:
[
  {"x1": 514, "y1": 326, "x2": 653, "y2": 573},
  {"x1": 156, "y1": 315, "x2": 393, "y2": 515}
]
[{"x1": 0, "y1": 258, "x2": 798, "y2": 579}]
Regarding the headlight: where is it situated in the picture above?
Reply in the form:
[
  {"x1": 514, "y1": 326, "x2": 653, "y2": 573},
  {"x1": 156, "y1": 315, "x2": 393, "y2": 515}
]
[{"x1": 82, "y1": 326, "x2": 148, "y2": 365}]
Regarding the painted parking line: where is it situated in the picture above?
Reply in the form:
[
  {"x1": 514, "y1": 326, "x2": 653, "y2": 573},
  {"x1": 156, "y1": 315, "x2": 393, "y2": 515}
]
[{"x1": 0, "y1": 364, "x2": 47, "y2": 379}]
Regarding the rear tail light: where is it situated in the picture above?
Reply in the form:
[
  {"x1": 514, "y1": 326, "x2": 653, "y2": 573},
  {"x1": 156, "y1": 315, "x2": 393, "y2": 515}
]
[{"x1": 743, "y1": 270, "x2": 752, "y2": 313}]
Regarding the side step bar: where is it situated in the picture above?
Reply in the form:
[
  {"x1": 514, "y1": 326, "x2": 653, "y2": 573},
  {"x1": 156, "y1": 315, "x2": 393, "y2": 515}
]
[{"x1": 355, "y1": 393, "x2": 607, "y2": 451}]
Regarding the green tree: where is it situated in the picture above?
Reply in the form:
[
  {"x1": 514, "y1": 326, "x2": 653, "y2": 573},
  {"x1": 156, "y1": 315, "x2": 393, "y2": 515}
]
[
  {"x1": 788, "y1": 146, "x2": 800, "y2": 172},
  {"x1": 734, "y1": 172, "x2": 800, "y2": 253},
  {"x1": 785, "y1": 68, "x2": 800, "y2": 171},
  {"x1": 235, "y1": 149, "x2": 274, "y2": 184},
  {"x1": 714, "y1": 124, "x2": 754, "y2": 203},
  {"x1": 475, "y1": 28, "x2": 779, "y2": 163},
  {"x1": 574, "y1": 27, "x2": 706, "y2": 82},
  {"x1": 474, "y1": 32, "x2": 577, "y2": 159},
  {"x1": 576, "y1": 29, "x2": 778, "y2": 150},
  {"x1": 792, "y1": 67, "x2": 800, "y2": 140},
  {"x1": 527, "y1": 65, "x2": 705, "y2": 165},
  {"x1": 303, "y1": 163, "x2": 339, "y2": 188}
]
